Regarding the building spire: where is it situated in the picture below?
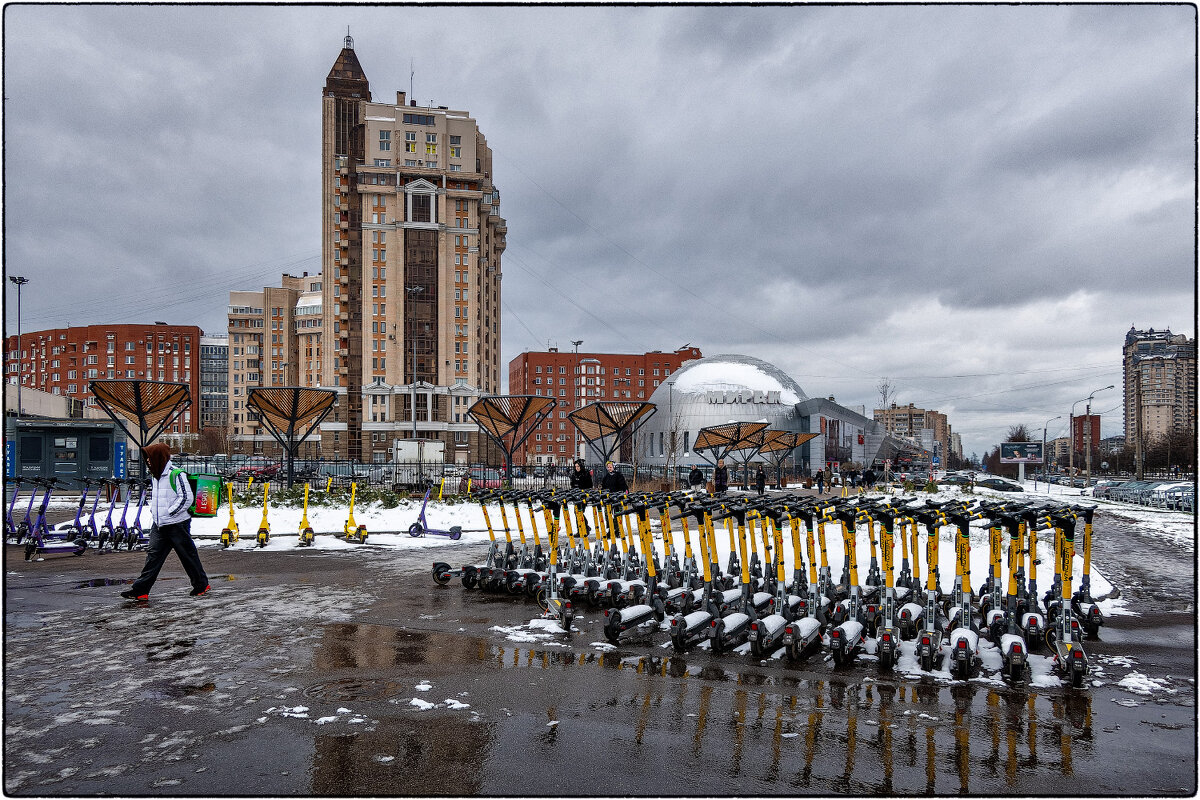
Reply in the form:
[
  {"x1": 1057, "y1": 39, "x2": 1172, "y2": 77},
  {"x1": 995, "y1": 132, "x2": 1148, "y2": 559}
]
[{"x1": 345, "y1": 26, "x2": 353, "y2": 50}]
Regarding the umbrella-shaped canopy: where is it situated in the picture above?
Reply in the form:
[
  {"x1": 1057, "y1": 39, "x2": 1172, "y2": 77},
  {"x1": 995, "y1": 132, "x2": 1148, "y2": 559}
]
[{"x1": 567, "y1": 401, "x2": 656, "y2": 463}]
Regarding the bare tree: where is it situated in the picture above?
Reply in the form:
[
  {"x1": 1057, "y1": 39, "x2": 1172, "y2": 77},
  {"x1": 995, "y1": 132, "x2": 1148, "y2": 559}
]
[
  {"x1": 877, "y1": 378, "x2": 898, "y2": 411},
  {"x1": 1007, "y1": 424, "x2": 1032, "y2": 442}
]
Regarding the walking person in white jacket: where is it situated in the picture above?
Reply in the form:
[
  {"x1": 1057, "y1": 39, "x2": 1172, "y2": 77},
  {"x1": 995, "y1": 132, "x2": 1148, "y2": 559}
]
[{"x1": 120, "y1": 443, "x2": 210, "y2": 601}]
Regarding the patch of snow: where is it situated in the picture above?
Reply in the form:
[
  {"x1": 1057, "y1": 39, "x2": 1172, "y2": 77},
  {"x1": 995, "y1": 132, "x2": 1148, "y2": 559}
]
[
  {"x1": 409, "y1": 698, "x2": 435, "y2": 711},
  {"x1": 1117, "y1": 671, "x2": 1176, "y2": 697}
]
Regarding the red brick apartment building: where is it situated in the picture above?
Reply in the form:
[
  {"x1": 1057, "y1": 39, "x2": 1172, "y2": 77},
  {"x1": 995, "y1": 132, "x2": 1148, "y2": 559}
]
[
  {"x1": 5, "y1": 323, "x2": 203, "y2": 434},
  {"x1": 507, "y1": 346, "x2": 702, "y2": 465}
]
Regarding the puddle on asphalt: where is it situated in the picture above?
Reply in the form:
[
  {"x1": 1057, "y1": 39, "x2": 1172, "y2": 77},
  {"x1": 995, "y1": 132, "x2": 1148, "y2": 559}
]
[
  {"x1": 73, "y1": 574, "x2": 241, "y2": 590},
  {"x1": 73, "y1": 578, "x2": 135, "y2": 589}
]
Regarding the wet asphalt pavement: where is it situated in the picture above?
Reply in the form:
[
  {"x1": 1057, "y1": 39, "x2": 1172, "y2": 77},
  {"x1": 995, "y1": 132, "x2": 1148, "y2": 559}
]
[{"x1": 4, "y1": 512, "x2": 1195, "y2": 796}]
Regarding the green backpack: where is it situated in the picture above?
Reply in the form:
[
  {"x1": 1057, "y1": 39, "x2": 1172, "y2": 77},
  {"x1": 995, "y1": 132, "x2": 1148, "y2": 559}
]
[{"x1": 168, "y1": 469, "x2": 222, "y2": 517}]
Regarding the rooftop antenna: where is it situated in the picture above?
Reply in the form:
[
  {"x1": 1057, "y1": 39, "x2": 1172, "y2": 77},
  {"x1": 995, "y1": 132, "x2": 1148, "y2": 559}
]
[
  {"x1": 345, "y1": 26, "x2": 353, "y2": 49},
  {"x1": 410, "y1": 58, "x2": 414, "y2": 102}
]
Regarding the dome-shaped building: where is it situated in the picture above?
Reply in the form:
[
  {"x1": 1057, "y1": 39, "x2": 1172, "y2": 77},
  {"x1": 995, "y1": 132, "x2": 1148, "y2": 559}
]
[{"x1": 636, "y1": 354, "x2": 808, "y2": 467}]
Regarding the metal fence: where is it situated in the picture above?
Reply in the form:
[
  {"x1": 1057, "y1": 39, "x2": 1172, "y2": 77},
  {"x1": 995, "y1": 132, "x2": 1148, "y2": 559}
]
[{"x1": 170, "y1": 457, "x2": 818, "y2": 494}]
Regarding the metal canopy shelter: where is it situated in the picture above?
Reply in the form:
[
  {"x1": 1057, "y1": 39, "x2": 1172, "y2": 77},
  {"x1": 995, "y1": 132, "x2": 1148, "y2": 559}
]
[
  {"x1": 89, "y1": 380, "x2": 192, "y2": 477},
  {"x1": 568, "y1": 401, "x2": 657, "y2": 466},
  {"x1": 758, "y1": 430, "x2": 821, "y2": 488},
  {"x1": 693, "y1": 420, "x2": 769, "y2": 488},
  {"x1": 467, "y1": 395, "x2": 557, "y2": 485},
  {"x1": 246, "y1": 387, "x2": 338, "y2": 488}
]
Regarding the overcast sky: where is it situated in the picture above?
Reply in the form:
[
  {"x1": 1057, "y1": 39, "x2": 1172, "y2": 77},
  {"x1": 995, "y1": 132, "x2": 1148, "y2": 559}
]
[{"x1": 4, "y1": 4, "x2": 1195, "y2": 459}]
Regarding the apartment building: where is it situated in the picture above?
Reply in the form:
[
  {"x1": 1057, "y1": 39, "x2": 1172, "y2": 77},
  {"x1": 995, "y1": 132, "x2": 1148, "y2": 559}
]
[
  {"x1": 1123, "y1": 326, "x2": 1197, "y2": 444},
  {"x1": 226, "y1": 273, "x2": 320, "y2": 448},
  {"x1": 873, "y1": 403, "x2": 953, "y2": 465},
  {"x1": 320, "y1": 35, "x2": 504, "y2": 460},
  {"x1": 199, "y1": 334, "x2": 229, "y2": 429},
  {"x1": 4, "y1": 323, "x2": 201, "y2": 433},
  {"x1": 507, "y1": 346, "x2": 703, "y2": 465}
]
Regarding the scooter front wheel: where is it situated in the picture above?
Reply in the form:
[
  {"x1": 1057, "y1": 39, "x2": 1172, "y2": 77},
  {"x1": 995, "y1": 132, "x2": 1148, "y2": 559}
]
[
  {"x1": 535, "y1": 588, "x2": 550, "y2": 613},
  {"x1": 408, "y1": 522, "x2": 424, "y2": 538},
  {"x1": 461, "y1": 569, "x2": 479, "y2": 590},
  {"x1": 431, "y1": 562, "x2": 452, "y2": 585}
]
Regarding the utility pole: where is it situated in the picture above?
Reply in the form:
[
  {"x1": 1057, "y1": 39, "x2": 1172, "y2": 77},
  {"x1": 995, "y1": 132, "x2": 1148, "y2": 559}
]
[
  {"x1": 1135, "y1": 370, "x2": 1144, "y2": 481},
  {"x1": 9, "y1": 276, "x2": 28, "y2": 419}
]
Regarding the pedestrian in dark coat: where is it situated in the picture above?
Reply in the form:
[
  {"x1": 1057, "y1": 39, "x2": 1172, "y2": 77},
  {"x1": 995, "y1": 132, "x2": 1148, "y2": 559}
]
[
  {"x1": 688, "y1": 465, "x2": 705, "y2": 491},
  {"x1": 120, "y1": 443, "x2": 209, "y2": 601},
  {"x1": 864, "y1": 468, "x2": 876, "y2": 490},
  {"x1": 600, "y1": 461, "x2": 628, "y2": 493},
  {"x1": 815, "y1": 469, "x2": 825, "y2": 494},
  {"x1": 713, "y1": 459, "x2": 729, "y2": 495},
  {"x1": 569, "y1": 459, "x2": 593, "y2": 490},
  {"x1": 755, "y1": 466, "x2": 767, "y2": 496}
]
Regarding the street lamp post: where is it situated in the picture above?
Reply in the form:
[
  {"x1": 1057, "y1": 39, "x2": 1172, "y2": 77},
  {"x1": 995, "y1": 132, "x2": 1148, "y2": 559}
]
[
  {"x1": 1042, "y1": 415, "x2": 1061, "y2": 489},
  {"x1": 571, "y1": 340, "x2": 583, "y2": 464},
  {"x1": 8, "y1": 276, "x2": 28, "y2": 419},
  {"x1": 1085, "y1": 384, "x2": 1114, "y2": 488}
]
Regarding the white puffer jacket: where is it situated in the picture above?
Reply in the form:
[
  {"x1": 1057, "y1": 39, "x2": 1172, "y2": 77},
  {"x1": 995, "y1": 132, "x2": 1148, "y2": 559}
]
[{"x1": 150, "y1": 459, "x2": 194, "y2": 527}]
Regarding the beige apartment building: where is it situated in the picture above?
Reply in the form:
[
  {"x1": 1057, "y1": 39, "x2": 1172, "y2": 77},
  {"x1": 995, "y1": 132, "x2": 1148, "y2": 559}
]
[
  {"x1": 873, "y1": 403, "x2": 953, "y2": 465},
  {"x1": 1122, "y1": 326, "x2": 1196, "y2": 446},
  {"x1": 223, "y1": 37, "x2": 505, "y2": 461},
  {"x1": 227, "y1": 273, "x2": 322, "y2": 447}
]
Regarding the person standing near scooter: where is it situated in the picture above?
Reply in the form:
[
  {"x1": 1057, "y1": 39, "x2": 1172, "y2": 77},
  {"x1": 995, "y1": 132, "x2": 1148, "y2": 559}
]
[
  {"x1": 713, "y1": 459, "x2": 729, "y2": 495},
  {"x1": 815, "y1": 469, "x2": 825, "y2": 495},
  {"x1": 120, "y1": 443, "x2": 210, "y2": 602},
  {"x1": 600, "y1": 461, "x2": 628, "y2": 493},
  {"x1": 570, "y1": 459, "x2": 593, "y2": 490},
  {"x1": 688, "y1": 465, "x2": 705, "y2": 493},
  {"x1": 755, "y1": 466, "x2": 767, "y2": 496}
]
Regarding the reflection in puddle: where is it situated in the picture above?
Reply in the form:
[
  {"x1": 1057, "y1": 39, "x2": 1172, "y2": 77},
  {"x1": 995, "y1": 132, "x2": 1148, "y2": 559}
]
[{"x1": 312, "y1": 620, "x2": 1099, "y2": 792}]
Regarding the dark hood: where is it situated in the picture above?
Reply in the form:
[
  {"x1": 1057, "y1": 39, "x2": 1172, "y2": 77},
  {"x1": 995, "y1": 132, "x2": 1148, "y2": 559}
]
[{"x1": 143, "y1": 443, "x2": 171, "y2": 479}]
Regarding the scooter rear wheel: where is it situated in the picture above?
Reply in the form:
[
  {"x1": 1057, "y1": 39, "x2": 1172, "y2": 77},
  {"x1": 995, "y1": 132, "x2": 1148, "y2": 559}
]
[
  {"x1": 408, "y1": 522, "x2": 424, "y2": 538},
  {"x1": 431, "y1": 563, "x2": 452, "y2": 585},
  {"x1": 462, "y1": 569, "x2": 479, "y2": 590},
  {"x1": 505, "y1": 572, "x2": 523, "y2": 595}
]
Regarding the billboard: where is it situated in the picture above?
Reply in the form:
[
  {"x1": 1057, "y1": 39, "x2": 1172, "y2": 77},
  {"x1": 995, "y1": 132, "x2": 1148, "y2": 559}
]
[{"x1": 1000, "y1": 442, "x2": 1043, "y2": 464}]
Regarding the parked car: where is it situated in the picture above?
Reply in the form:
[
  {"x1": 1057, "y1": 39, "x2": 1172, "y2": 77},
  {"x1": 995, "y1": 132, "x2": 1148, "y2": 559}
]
[
  {"x1": 977, "y1": 476, "x2": 1024, "y2": 493},
  {"x1": 1089, "y1": 480, "x2": 1126, "y2": 498},
  {"x1": 234, "y1": 460, "x2": 281, "y2": 479},
  {"x1": 460, "y1": 468, "x2": 503, "y2": 492},
  {"x1": 938, "y1": 473, "x2": 974, "y2": 486}
]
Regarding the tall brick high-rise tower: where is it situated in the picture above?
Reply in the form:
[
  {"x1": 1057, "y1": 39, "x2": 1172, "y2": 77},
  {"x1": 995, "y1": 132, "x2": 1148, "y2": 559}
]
[{"x1": 320, "y1": 35, "x2": 505, "y2": 461}]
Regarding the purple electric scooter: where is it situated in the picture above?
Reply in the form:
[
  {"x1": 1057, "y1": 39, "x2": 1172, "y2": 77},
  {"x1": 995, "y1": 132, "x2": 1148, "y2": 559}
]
[{"x1": 407, "y1": 487, "x2": 462, "y2": 540}]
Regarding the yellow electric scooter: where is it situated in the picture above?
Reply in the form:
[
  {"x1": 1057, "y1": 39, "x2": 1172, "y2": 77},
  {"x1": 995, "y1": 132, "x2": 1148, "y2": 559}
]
[
  {"x1": 298, "y1": 482, "x2": 315, "y2": 546},
  {"x1": 219, "y1": 482, "x2": 240, "y2": 548},
  {"x1": 342, "y1": 481, "x2": 367, "y2": 543},
  {"x1": 255, "y1": 482, "x2": 271, "y2": 547}
]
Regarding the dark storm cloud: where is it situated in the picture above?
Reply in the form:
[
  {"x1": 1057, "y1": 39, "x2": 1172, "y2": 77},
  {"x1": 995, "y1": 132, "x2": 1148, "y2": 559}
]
[{"x1": 3, "y1": 4, "x2": 1193, "y2": 456}]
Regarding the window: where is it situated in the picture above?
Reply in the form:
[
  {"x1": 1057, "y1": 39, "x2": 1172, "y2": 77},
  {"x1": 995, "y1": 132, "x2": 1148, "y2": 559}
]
[
  {"x1": 379, "y1": 130, "x2": 391, "y2": 150},
  {"x1": 426, "y1": 133, "x2": 437, "y2": 144},
  {"x1": 449, "y1": 164, "x2": 461, "y2": 172},
  {"x1": 406, "y1": 131, "x2": 417, "y2": 141},
  {"x1": 374, "y1": 159, "x2": 391, "y2": 167},
  {"x1": 403, "y1": 113, "x2": 435, "y2": 126},
  {"x1": 425, "y1": 143, "x2": 437, "y2": 155},
  {"x1": 450, "y1": 135, "x2": 461, "y2": 145},
  {"x1": 450, "y1": 146, "x2": 461, "y2": 158}
]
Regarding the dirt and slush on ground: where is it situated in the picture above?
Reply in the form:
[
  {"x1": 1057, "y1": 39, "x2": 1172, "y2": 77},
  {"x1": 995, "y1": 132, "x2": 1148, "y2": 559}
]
[{"x1": 4, "y1": 512, "x2": 1195, "y2": 796}]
